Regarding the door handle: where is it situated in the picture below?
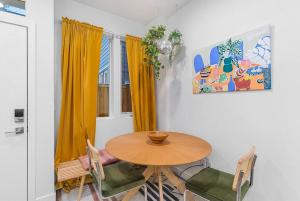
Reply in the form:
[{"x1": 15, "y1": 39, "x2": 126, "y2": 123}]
[
  {"x1": 4, "y1": 127, "x2": 24, "y2": 135},
  {"x1": 4, "y1": 131, "x2": 15, "y2": 134}
]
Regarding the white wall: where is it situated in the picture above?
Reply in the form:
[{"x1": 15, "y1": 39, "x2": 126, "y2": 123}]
[
  {"x1": 54, "y1": 0, "x2": 145, "y2": 148},
  {"x1": 54, "y1": 0, "x2": 300, "y2": 200},
  {"x1": 152, "y1": 0, "x2": 300, "y2": 200},
  {"x1": 26, "y1": 0, "x2": 55, "y2": 200}
]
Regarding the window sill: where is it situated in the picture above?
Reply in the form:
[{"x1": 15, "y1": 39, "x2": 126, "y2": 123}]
[
  {"x1": 96, "y1": 114, "x2": 133, "y2": 121},
  {"x1": 120, "y1": 113, "x2": 133, "y2": 118},
  {"x1": 96, "y1": 116, "x2": 114, "y2": 120}
]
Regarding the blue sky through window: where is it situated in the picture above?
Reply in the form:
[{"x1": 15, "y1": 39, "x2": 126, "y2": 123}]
[
  {"x1": 99, "y1": 35, "x2": 111, "y2": 84},
  {"x1": 1, "y1": 5, "x2": 25, "y2": 16},
  {"x1": 121, "y1": 40, "x2": 130, "y2": 85}
]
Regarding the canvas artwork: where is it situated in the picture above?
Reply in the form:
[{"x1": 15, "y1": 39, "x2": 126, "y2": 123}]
[{"x1": 192, "y1": 26, "x2": 272, "y2": 94}]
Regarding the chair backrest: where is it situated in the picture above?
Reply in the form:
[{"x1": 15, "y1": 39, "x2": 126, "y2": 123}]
[
  {"x1": 232, "y1": 146, "x2": 256, "y2": 191},
  {"x1": 87, "y1": 139, "x2": 105, "y2": 180}
]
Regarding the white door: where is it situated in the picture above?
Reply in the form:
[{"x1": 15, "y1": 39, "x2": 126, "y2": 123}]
[{"x1": 0, "y1": 19, "x2": 28, "y2": 201}]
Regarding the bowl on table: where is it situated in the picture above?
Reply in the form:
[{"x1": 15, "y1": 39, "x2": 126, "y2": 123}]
[{"x1": 147, "y1": 131, "x2": 169, "y2": 144}]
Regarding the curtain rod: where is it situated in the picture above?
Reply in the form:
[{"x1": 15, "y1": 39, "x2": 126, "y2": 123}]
[
  {"x1": 55, "y1": 19, "x2": 126, "y2": 40},
  {"x1": 105, "y1": 30, "x2": 125, "y2": 40}
]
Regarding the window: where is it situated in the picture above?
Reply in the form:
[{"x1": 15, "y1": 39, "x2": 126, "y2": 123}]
[
  {"x1": 97, "y1": 36, "x2": 132, "y2": 117},
  {"x1": 97, "y1": 35, "x2": 112, "y2": 117},
  {"x1": 0, "y1": 1, "x2": 26, "y2": 16},
  {"x1": 121, "y1": 40, "x2": 132, "y2": 113}
]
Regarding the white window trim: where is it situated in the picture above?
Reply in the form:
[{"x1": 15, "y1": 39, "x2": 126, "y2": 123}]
[
  {"x1": 98, "y1": 33, "x2": 113, "y2": 119},
  {"x1": 108, "y1": 35, "x2": 113, "y2": 118},
  {"x1": 97, "y1": 34, "x2": 133, "y2": 120},
  {"x1": 120, "y1": 38, "x2": 132, "y2": 116}
]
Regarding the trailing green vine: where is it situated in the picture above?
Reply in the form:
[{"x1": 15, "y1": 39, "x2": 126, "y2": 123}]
[
  {"x1": 168, "y1": 29, "x2": 183, "y2": 62},
  {"x1": 142, "y1": 25, "x2": 183, "y2": 79},
  {"x1": 142, "y1": 25, "x2": 166, "y2": 79}
]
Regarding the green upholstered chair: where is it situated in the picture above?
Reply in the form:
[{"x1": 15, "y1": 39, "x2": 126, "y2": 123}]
[
  {"x1": 184, "y1": 147, "x2": 257, "y2": 201},
  {"x1": 87, "y1": 139, "x2": 147, "y2": 201}
]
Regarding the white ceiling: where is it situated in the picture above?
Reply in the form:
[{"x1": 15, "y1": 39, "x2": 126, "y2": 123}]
[{"x1": 73, "y1": 0, "x2": 192, "y2": 24}]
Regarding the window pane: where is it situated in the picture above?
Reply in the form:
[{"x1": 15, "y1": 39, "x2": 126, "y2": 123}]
[
  {"x1": 97, "y1": 35, "x2": 111, "y2": 117},
  {"x1": 0, "y1": 0, "x2": 26, "y2": 16},
  {"x1": 121, "y1": 40, "x2": 132, "y2": 113}
]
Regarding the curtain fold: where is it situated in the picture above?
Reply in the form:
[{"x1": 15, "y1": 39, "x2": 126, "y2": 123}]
[
  {"x1": 126, "y1": 35, "x2": 157, "y2": 132},
  {"x1": 55, "y1": 17, "x2": 103, "y2": 190}
]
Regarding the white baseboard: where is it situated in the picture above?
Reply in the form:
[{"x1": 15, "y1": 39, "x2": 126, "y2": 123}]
[{"x1": 35, "y1": 193, "x2": 56, "y2": 201}]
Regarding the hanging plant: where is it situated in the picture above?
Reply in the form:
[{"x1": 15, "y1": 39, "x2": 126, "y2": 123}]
[
  {"x1": 168, "y1": 29, "x2": 182, "y2": 45},
  {"x1": 142, "y1": 25, "x2": 166, "y2": 79},
  {"x1": 168, "y1": 29, "x2": 183, "y2": 63},
  {"x1": 142, "y1": 25, "x2": 183, "y2": 79}
]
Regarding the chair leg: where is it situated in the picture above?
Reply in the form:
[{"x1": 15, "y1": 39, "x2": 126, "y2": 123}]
[
  {"x1": 144, "y1": 184, "x2": 148, "y2": 201},
  {"x1": 77, "y1": 175, "x2": 86, "y2": 201}
]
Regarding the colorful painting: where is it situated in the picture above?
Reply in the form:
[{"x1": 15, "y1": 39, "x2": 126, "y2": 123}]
[{"x1": 192, "y1": 26, "x2": 272, "y2": 94}]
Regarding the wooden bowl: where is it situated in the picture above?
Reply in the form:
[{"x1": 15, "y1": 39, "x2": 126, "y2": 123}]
[{"x1": 147, "y1": 131, "x2": 169, "y2": 144}]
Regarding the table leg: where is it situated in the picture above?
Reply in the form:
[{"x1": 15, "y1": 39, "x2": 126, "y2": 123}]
[
  {"x1": 161, "y1": 167, "x2": 185, "y2": 193},
  {"x1": 157, "y1": 167, "x2": 163, "y2": 201},
  {"x1": 161, "y1": 167, "x2": 195, "y2": 201},
  {"x1": 122, "y1": 166, "x2": 155, "y2": 201},
  {"x1": 121, "y1": 166, "x2": 194, "y2": 201},
  {"x1": 152, "y1": 167, "x2": 159, "y2": 183},
  {"x1": 143, "y1": 166, "x2": 155, "y2": 180}
]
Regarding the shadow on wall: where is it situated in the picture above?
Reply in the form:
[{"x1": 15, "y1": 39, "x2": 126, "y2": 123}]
[
  {"x1": 156, "y1": 46, "x2": 186, "y2": 128},
  {"x1": 169, "y1": 46, "x2": 186, "y2": 116}
]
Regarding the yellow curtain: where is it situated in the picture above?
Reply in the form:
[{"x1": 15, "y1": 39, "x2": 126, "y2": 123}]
[
  {"x1": 55, "y1": 18, "x2": 103, "y2": 190},
  {"x1": 126, "y1": 35, "x2": 157, "y2": 132}
]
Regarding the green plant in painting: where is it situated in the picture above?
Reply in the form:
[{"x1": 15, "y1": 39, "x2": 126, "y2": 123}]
[
  {"x1": 218, "y1": 38, "x2": 242, "y2": 68},
  {"x1": 142, "y1": 25, "x2": 166, "y2": 79}
]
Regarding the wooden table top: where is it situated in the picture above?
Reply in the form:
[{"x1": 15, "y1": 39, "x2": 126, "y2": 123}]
[{"x1": 105, "y1": 131, "x2": 212, "y2": 166}]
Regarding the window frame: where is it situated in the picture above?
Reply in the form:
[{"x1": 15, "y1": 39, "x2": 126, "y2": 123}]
[
  {"x1": 120, "y1": 38, "x2": 132, "y2": 116},
  {"x1": 97, "y1": 33, "x2": 113, "y2": 119}
]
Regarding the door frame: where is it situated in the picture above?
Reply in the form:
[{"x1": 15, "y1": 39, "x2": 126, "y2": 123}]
[{"x1": 0, "y1": 12, "x2": 36, "y2": 201}]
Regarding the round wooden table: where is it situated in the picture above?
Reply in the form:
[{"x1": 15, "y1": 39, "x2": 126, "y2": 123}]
[{"x1": 106, "y1": 131, "x2": 212, "y2": 201}]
